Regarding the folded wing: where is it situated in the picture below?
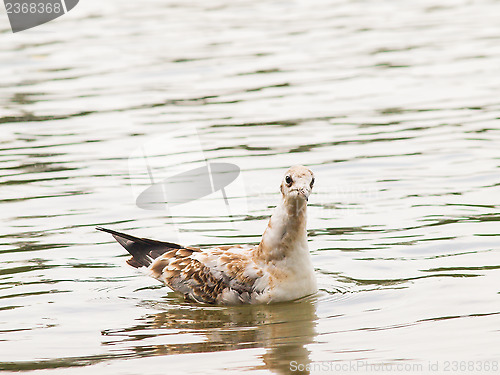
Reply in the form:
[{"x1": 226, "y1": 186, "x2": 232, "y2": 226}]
[{"x1": 98, "y1": 227, "x2": 266, "y2": 304}]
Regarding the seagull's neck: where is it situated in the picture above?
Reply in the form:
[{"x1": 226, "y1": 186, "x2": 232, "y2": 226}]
[{"x1": 255, "y1": 196, "x2": 308, "y2": 262}]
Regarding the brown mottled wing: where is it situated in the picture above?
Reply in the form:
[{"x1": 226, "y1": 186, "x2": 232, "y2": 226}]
[
  {"x1": 149, "y1": 248, "x2": 263, "y2": 304},
  {"x1": 97, "y1": 227, "x2": 263, "y2": 304}
]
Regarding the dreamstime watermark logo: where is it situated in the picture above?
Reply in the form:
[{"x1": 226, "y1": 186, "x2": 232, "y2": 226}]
[
  {"x1": 4, "y1": 0, "x2": 79, "y2": 33},
  {"x1": 134, "y1": 162, "x2": 239, "y2": 212},
  {"x1": 129, "y1": 130, "x2": 240, "y2": 214},
  {"x1": 127, "y1": 126, "x2": 247, "y2": 243}
]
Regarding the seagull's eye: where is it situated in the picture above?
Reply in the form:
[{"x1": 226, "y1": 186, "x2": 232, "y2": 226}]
[
  {"x1": 285, "y1": 175, "x2": 293, "y2": 186},
  {"x1": 310, "y1": 177, "x2": 315, "y2": 188}
]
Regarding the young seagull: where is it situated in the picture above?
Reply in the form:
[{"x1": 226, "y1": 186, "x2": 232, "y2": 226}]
[{"x1": 97, "y1": 165, "x2": 317, "y2": 305}]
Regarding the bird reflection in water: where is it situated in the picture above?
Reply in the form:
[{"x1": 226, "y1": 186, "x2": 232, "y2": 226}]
[{"x1": 102, "y1": 295, "x2": 318, "y2": 374}]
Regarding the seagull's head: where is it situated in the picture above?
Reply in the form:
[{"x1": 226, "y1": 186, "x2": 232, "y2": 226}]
[{"x1": 280, "y1": 165, "x2": 315, "y2": 204}]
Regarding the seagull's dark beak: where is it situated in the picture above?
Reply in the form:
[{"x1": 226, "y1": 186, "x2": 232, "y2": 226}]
[{"x1": 298, "y1": 188, "x2": 310, "y2": 201}]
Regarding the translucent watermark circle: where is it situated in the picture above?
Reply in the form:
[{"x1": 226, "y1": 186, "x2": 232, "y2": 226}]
[{"x1": 4, "y1": 0, "x2": 79, "y2": 33}]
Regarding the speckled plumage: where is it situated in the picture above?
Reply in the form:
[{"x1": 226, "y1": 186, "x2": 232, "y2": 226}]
[{"x1": 98, "y1": 165, "x2": 317, "y2": 305}]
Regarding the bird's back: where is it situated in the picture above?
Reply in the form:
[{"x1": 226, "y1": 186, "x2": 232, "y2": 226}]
[{"x1": 97, "y1": 227, "x2": 267, "y2": 304}]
